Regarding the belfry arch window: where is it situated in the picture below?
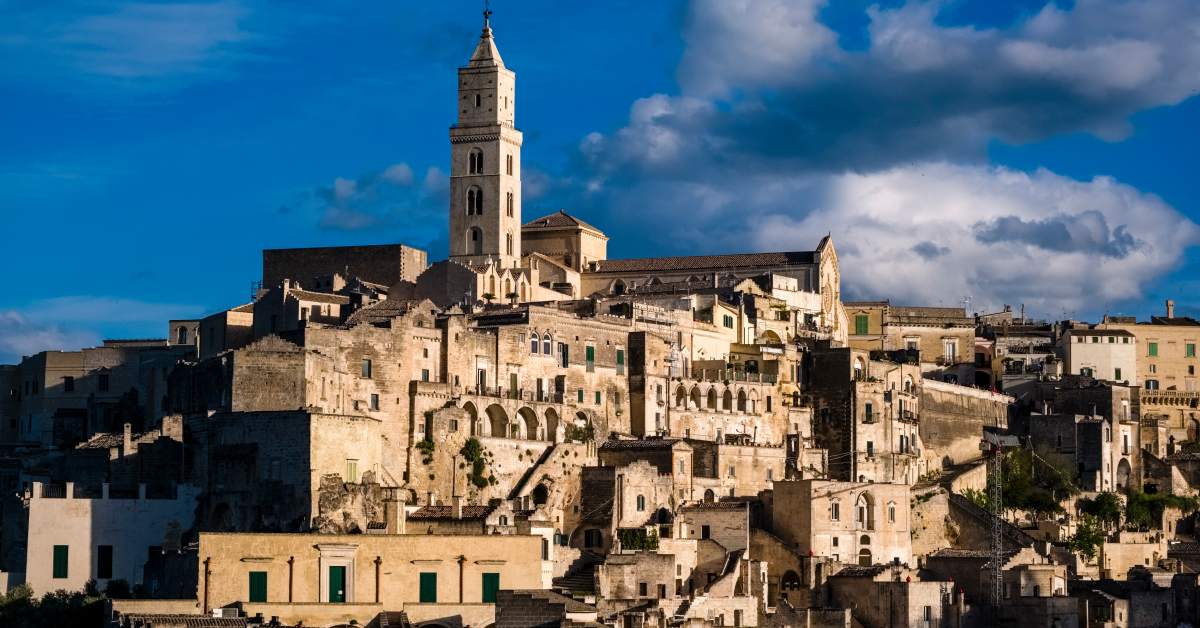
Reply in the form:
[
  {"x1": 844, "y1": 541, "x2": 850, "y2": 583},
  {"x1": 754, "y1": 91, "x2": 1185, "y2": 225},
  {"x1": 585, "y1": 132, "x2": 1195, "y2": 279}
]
[
  {"x1": 506, "y1": 233, "x2": 513, "y2": 256},
  {"x1": 542, "y1": 334, "x2": 552, "y2": 355},
  {"x1": 531, "y1": 332, "x2": 540, "y2": 354},
  {"x1": 506, "y1": 154, "x2": 513, "y2": 175},
  {"x1": 468, "y1": 227, "x2": 483, "y2": 255},
  {"x1": 466, "y1": 186, "x2": 483, "y2": 215},
  {"x1": 469, "y1": 148, "x2": 484, "y2": 174},
  {"x1": 506, "y1": 192, "x2": 514, "y2": 217}
]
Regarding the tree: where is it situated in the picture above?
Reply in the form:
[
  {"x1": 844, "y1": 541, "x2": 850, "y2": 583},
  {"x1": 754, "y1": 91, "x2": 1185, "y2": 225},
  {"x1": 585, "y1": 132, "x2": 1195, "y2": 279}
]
[
  {"x1": 1078, "y1": 492, "x2": 1122, "y2": 529},
  {"x1": 1067, "y1": 515, "x2": 1107, "y2": 560},
  {"x1": 1125, "y1": 491, "x2": 1200, "y2": 531}
]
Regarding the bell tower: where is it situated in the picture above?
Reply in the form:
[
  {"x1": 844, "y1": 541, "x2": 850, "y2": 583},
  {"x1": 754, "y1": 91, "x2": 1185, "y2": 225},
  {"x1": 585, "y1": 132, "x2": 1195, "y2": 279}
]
[{"x1": 449, "y1": 9, "x2": 523, "y2": 268}]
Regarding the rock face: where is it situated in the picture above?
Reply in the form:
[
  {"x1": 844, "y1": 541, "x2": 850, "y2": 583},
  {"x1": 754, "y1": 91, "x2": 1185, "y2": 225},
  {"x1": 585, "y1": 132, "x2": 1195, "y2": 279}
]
[{"x1": 313, "y1": 470, "x2": 384, "y2": 534}]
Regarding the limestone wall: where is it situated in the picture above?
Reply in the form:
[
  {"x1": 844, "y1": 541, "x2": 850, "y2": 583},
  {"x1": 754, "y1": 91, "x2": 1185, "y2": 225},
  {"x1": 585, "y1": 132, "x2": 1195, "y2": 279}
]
[{"x1": 920, "y1": 379, "x2": 1010, "y2": 470}]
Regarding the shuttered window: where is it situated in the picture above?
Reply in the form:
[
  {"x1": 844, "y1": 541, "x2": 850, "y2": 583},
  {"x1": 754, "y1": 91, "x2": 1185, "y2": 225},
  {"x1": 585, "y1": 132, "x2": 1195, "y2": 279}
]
[
  {"x1": 855, "y1": 314, "x2": 868, "y2": 335},
  {"x1": 53, "y1": 545, "x2": 68, "y2": 579},
  {"x1": 482, "y1": 573, "x2": 500, "y2": 603},
  {"x1": 420, "y1": 572, "x2": 438, "y2": 603},
  {"x1": 249, "y1": 571, "x2": 267, "y2": 602}
]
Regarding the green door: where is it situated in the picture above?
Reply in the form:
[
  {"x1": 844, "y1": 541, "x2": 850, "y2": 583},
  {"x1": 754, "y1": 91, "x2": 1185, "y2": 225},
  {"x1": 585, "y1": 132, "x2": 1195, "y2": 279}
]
[
  {"x1": 248, "y1": 571, "x2": 267, "y2": 602},
  {"x1": 52, "y1": 545, "x2": 68, "y2": 579},
  {"x1": 482, "y1": 572, "x2": 500, "y2": 603},
  {"x1": 419, "y1": 572, "x2": 437, "y2": 603},
  {"x1": 328, "y1": 566, "x2": 346, "y2": 603}
]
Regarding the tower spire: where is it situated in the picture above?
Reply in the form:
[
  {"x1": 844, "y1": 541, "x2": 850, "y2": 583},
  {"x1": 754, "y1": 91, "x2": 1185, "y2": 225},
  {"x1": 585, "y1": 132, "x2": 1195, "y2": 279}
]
[{"x1": 483, "y1": 0, "x2": 492, "y2": 31}]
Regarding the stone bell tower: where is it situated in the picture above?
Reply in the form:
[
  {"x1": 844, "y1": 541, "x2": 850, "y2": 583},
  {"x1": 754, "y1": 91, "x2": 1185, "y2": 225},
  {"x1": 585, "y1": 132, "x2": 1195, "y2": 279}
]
[{"x1": 448, "y1": 9, "x2": 523, "y2": 269}]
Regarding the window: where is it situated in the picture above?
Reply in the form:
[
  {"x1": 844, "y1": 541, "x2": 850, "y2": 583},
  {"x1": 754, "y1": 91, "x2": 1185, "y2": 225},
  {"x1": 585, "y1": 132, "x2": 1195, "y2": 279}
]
[
  {"x1": 1146, "y1": 379, "x2": 1160, "y2": 390},
  {"x1": 542, "y1": 334, "x2": 552, "y2": 355},
  {"x1": 249, "y1": 571, "x2": 267, "y2": 603},
  {"x1": 421, "y1": 369, "x2": 430, "y2": 382},
  {"x1": 888, "y1": 503, "x2": 896, "y2": 523},
  {"x1": 506, "y1": 191, "x2": 513, "y2": 217},
  {"x1": 506, "y1": 154, "x2": 513, "y2": 175},
  {"x1": 767, "y1": 468, "x2": 774, "y2": 481},
  {"x1": 636, "y1": 495, "x2": 646, "y2": 511},
  {"x1": 1191, "y1": 365, "x2": 1197, "y2": 376},
  {"x1": 1189, "y1": 343, "x2": 1196, "y2": 358},
  {"x1": 728, "y1": 465, "x2": 736, "y2": 478},
  {"x1": 97, "y1": 545, "x2": 113, "y2": 579},
  {"x1": 866, "y1": 441, "x2": 874, "y2": 457},
  {"x1": 854, "y1": 314, "x2": 868, "y2": 335},
  {"x1": 531, "y1": 333, "x2": 539, "y2": 353},
  {"x1": 942, "y1": 339, "x2": 958, "y2": 362},
  {"x1": 63, "y1": 376, "x2": 74, "y2": 392},
  {"x1": 1149, "y1": 342, "x2": 1159, "y2": 357},
  {"x1": 584, "y1": 529, "x2": 602, "y2": 548},
  {"x1": 369, "y1": 394, "x2": 379, "y2": 411},
  {"x1": 469, "y1": 148, "x2": 483, "y2": 174},
  {"x1": 701, "y1": 525, "x2": 711, "y2": 539},
  {"x1": 482, "y1": 573, "x2": 500, "y2": 603},
  {"x1": 474, "y1": 94, "x2": 481, "y2": 107},
  {"x1": 723, "y1": 315, "x2": 734, "y2": 328},
  {"x1": 639, "y1": 582, "x2": 648, "y2": 597},
  {"x1": 1108, "y1": 336, "x2": 1115, "y2": 343},
  {"x1": 679, "y1": 459, "x2": 686, "y2": 474},
  {"x1": 658, "y1": 584, "x2": 667, "y2": 599},
  {"x1": 1115, "y1": 368, "x2": 1123, "y2": 381},
  {"x1": 362, "y1": 358, "x2": 372, "y2": 378},
  {"x1": 53, "y1": 545, "x2": 68, "y2": 579},
  {"x1": 419, "y1": 572, "x2": 437, "y2": 603},
  {"x1": 595, "y1": 391, "x2": 602, "y2": 404},
  {"x1": 98, "y1": 374, "x2": 110, "y2": 392},
  {"x1": 616, "y1": 349, "x2": 625, "y2": 375},
  {"x1": 506, "y1": 232, "x2": 513, "y2": 256},
  {"x1": 1091, "y1": 336, "x2": 1099, "y2": 343},
  {"x1": 586, "y1": 346, "x2": 595, "y2": 372},
  {"x1": 346, "y1": 459, "x2": 358, "y2": 483},
  {"x1": 830, "y1": 501, "x2": 840, "y2": 521},
  {"x1": 467, "y1": 186, "x2": 483, "y2": 215},
  {"x1": 1151, "y1": 364, "x2": 1158, "y2": 374},
  {"x1": 766, "y1": 396, "x2": 772, "y2": 411},
  {"x1": 864, "y1": 402, "x2": 874, "y2": 423}
]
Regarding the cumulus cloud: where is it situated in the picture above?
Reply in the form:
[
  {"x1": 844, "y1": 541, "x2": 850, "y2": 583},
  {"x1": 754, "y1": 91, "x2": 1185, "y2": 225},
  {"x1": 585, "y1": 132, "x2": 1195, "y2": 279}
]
[
  {"x1": 589, "y1": 0, "x2": 1200, "y2": 178},
  {"x1": 748, "y1": 164, "x2": 1200, "y2": 316},
  {"x1": 555, "y1": 0, "x2": 1200, "y2": 316},
  {"x1": 0, "y1": 311, "x2": 98, "y2": 363},
  {"x1": 314, "y1": 162, "x2": 423, "y2": 231}
]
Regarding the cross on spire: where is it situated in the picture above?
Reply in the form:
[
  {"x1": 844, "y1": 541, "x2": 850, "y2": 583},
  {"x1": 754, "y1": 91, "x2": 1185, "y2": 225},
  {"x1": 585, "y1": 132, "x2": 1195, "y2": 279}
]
[{"x1": 483, "y1": 0, "x2": 492, "y2": 29}]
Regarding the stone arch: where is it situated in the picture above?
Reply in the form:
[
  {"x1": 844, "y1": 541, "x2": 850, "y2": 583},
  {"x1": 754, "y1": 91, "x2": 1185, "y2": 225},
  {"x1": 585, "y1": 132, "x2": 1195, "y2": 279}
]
[
  {"x1": 690, "y1": 386, "x2": 702, "y2": 409},
  {"x1": 736, "y1": 389, "x2": 748, "y2": 412},
  {"x1": 855, "y1": 492, "x2": 875, "y2": 530},
  {"x1": 462, "y1": 401, "x2": 480, "y2": 436},
  {"x1": 723, "y1": 389, "x2": 733, "y2": 412},
  {"x1": 611, "y1": 279, "x2": 627, "y2": 295},
  {"x1": 761, "y1": 329, "x2": 782, "y2": 344},
  {"x1": 675, "y1": 385, "x2": 687, "y2": 409},
  {"x1": 703, "y1": 489, "x2": 715, "y2": 503},
  {"x1": 485, "y1": 404, "x2": 509, "y2": 438},
  {"x1": 545, "y1": 407, "x2": 561, "y2": 443},
  {"x1": 517, "y1": 407, "x2": 541, "y2": 440},
  {"x1": 749, "y1": 389, "x2": 760, "y2": 414},
  {"x1": 781, "y1": 570, "x2": 802, "y2": 599},
  {"x1": 858, "y1": 548, "x2": 872, "y2": 567},
  {"x1": 854, "y1": 357, "x2": 866, "y2": 381},
  {"x1": 706, "y1": 387, "x2": 718, "y2": 410},
  {"x1": 1117, "y1": 458, "x2": 1132, "y2": 490},
  {"x1": 1189, "y1": 419, "x2": 1200, "y2": 442}
]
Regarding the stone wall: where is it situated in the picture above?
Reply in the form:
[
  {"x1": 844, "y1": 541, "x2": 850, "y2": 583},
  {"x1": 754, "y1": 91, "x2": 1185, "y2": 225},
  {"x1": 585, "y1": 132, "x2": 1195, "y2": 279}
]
[
  {"x1": 262, "y1": 242, "x2": 428, "y2": 288},
  {"x1": 920, "y1": 379, "x2": 1011, "y2": 469}
]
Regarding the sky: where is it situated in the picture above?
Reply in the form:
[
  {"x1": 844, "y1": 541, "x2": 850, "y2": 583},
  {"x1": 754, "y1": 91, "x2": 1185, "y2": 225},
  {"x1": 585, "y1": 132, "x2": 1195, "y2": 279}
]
[{"x1": 1, "y1": 0, "x2": 1199, "y2": 363}]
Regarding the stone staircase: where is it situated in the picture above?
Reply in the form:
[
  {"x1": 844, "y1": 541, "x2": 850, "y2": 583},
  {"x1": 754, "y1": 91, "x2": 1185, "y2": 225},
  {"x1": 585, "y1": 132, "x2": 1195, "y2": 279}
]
[
  {"x1": 553, "y1": 550, "x2": 604, "y2": 595},
  {"x1": 508, "y1": 444, "x2": 557, "y2": 500}
]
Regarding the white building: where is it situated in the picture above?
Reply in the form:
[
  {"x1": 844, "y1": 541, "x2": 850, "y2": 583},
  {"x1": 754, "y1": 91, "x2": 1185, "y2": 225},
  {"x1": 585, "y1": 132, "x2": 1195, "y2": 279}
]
[
  {"x1": 1062, "y1": 328, "x2": 1138, "y2": 386},
  {"x1": 24, "y1": 482, "x2": 198, "y2": 595},
  {"x1": 771, "y1": 479, "x2": 912, "y2": 567}
]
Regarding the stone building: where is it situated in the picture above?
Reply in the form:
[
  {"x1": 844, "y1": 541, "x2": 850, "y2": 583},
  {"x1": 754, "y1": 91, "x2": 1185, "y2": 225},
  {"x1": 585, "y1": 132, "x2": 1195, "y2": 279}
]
[
  {"x1": 1061, "y1": 327, "x2": 1138, "y2": 386},
  {"x1": 772, "y1": 479, "x2": 912, "y2": 568},
  {"x1": 845, "y1": 301, "x2": 975, "y2": 385}
]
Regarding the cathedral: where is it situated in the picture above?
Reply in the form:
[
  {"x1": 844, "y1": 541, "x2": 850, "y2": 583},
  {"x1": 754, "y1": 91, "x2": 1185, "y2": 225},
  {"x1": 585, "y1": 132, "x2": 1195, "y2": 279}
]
[{"x1": 418, "y1": 16, "x2": 846, "y2": 342}]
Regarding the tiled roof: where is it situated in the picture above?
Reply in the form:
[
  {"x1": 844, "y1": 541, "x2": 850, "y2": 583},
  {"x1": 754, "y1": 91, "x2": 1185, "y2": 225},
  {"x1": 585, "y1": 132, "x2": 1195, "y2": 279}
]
[
  {"x1": 289, "y1": 289, "x2": 350, "y2": 304},
  {"x1": 590, "y1": 251, "x2": 816, "y2": 274},
  {"x1": 928, "y1": 548, "x2": 991, "y2": 559},
  {"x1": 831, "y1": 565, "x2": 889, "y2": 578},
  {"x1": 681, "y1": 501, "x2": 747, "y2": 511},
  {"x1": 408, "y1": 504, "x2": 495, "y2": 520},
  {"x1": 119, "y1": 615, "x2": 246, "y2": 627},
  {"x1": 230, "y1": 302, "x2": 255, "y2": 313},
  {"x1": 523, "y1": 209, "x2": 603, "y2": 234},
  {"x1": 76, "y1": 430, "x2": 156, "y2": 450},
  {"x1": 344, "y1": 298, "x2": 420, "y2": 327},
  {"x1": 598, "y1": 438, "x2": 681, "y2": 451},
  {"x1": 1068, "y1": 328, "x2": 1135, "y2": 337}
]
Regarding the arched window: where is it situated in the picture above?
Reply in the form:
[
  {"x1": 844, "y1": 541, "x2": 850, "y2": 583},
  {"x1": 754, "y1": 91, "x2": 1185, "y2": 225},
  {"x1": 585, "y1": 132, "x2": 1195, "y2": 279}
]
[
  {"x1": 506, "y1": 191, "x2": 513, "y2": 217},
  {"x1": 542, "y1": 334, "x2": 552, "y2": 355},
  {"x1": 858, "y1": 548, "x2": 872, "y2": 567},
  {"x1": 466, "y1": 186, "x2": 483, "y2": 215},
  {"x1": 176, "y1": 327, "x2": 188, "y2": 344},
  {"x1": 903, "y1": 376, "x2": 913, "y2": 393},
  {"x1": 737, "y1": 390, "x2": 747, "y2": 412},
  {"x1": 468, "y1": 227, "x2": 483, "y2": 255},
  {"x1": 506, "y1": 154, "x2": 513, "y2": 175},
  {"x1": 469, "y1": 147, "x2": 484, "y2": 174},
  {"x1": 530, "y1": 332, "x2": 540, "y2": 354},
  {"x1": 855, "y1": 493, "x2": 875, "y2": 530},
  {"x1": 854, "y1": 358, "x2": 865, "y2": 381},
  {"x1": 505, "y1": 232, "x2": 513, "y2": 256},
  {"x1": 636, "y1": 495, "x2": 645, "y2": 511},
  {"x1": 888, "y1": 502, "x2": 896, "y2": 523}
]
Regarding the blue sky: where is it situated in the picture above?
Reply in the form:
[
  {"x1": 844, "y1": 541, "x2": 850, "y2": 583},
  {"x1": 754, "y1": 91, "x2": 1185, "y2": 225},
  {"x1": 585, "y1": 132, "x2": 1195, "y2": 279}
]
[{"x1": 1, "y1": 0, "x2": 1198, "y2": 362}]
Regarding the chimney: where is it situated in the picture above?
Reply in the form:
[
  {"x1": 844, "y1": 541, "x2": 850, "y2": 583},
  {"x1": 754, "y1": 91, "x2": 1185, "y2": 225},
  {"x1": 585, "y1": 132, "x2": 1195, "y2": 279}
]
[
  {"x1": 122, "y1": 422, "x2": 133, "y2": 456},
  {"x1": 426, "y1": 490, "x2": 435, "y2": 506},
  {"x1": 452, "y1": 495, "x2": 463, "y2": 520},
  {"x1": 1167, "y1": 299, "x2": 1176, "y2": 319},
  {"x1": 384, "y1": 490, "x2": 406, "y2": 534}
]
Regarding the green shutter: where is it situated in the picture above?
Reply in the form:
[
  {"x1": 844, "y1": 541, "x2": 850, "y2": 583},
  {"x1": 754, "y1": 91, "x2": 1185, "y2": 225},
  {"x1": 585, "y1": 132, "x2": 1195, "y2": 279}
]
[
  {"x1": 53, "y1": 545, "x2": 68, "y2": 579},
  {"x1": 577, "y1": 389, "x2": 584, "y2": 402},
  {"x1": 616, "y1": 349, "x2": 624, "y2": 365},
  {"x1": 1149, "y1": 342, "x2": 1159, "y2": 357},
  {"x1": 420, "y1": 572, "x2": 438, "y2": 603},
  {"x1": 328, "y1": 566, "x2": 346, "y2": 603},
  {"x1": 249, "y1": 571, "x2": 267, "y2": 602},
  {"x1": 586, "y1": 346, "x2": 595, "y2": 362},
  {"x1": 482, "y1": 572, "x2": 500, "y2": 603},
  {"x1": 1188, "y1": 344, "x2": 1196, "y2": 358},
  {"x1": 855, "y1": 314, "x2": 869, "y2": 335}
]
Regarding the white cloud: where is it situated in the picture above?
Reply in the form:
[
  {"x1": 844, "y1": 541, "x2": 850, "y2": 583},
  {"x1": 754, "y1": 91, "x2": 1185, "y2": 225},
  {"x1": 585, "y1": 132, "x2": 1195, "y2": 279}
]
[
  {"x1": 0, "y1": 311, "x2": 98, "y2": 363},
  {"x1": 747, "y1": 164, "x2": 1200, "y2": 317}
]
